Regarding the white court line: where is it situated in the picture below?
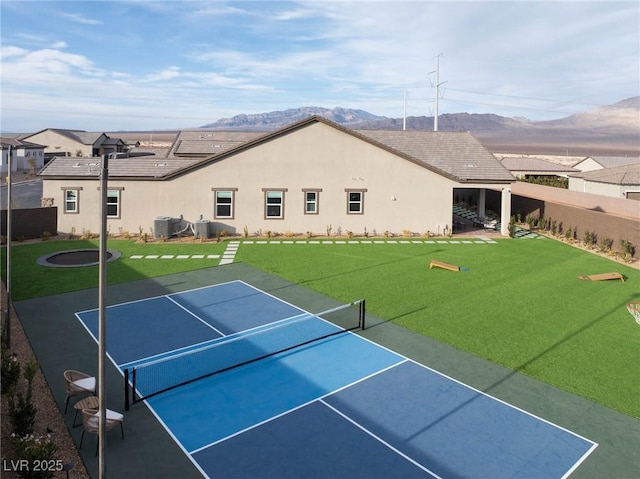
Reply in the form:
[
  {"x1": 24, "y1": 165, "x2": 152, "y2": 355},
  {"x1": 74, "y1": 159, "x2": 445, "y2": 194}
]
[
  {"x1": 165, "y1": 295, "x2": 225, "y2": 336},
  {"x1": 320, "y1": 399, "x2": 442, "y2": 479},
  {"x1": 189, "y1": 359, "x2": 408, "y2": 454}
]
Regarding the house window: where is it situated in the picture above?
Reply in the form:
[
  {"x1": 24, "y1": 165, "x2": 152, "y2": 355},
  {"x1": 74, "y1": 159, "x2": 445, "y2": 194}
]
[
  {"x1": 346, "y1": 189, "x2": 367, "y2": 214},
  {"x1": 302, "y1": 188, "x2": 322, "y2": 215},
  {"x1": 63, "y1": 189, "x2": 80, "y2": 213},
  {"x1": 263, "y1": 189, "x2": 287, "y2": 219},
  {"x1": 213, "y1": 189, "x2": 236, "y2": 219},
  {"x1": 107, "y1": 189, "x2": 120, "y2": 218}
]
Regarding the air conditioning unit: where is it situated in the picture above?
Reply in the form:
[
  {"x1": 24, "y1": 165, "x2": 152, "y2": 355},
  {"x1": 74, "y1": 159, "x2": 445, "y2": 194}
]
[
  {"x1": 154, "y1": 216, "x2": 172, "y2": 239},
  {"x1": 194, "y1": 219, "x2": 210, "y2": 239}
]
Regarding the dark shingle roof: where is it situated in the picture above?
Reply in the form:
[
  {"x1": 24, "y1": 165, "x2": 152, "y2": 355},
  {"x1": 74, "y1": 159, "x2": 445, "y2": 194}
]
[
  {"x1": 355, "y1": 129, "x2": 514, "y2": 182},
  {"x1": 169, "y1": 131, "x2": 264, "y2": 157},
  {"x1": 39, "y1": 156, "x2": 199, "y2": 178},
  {"x1": 577, "y1": 156, "x2": 640, "y2": 169},
  {"x1": 39, "y1": 116, "x2": 514, "y2": 183},
  {"x1": 570, "y1": 163, "x2": 640, "y2": 186},
  {"x1": 500, "y1": 157, "x2": 579, "y2": 173},
  {"x1": 0, "y1": 137, "x2": 46, "y2": 149}
]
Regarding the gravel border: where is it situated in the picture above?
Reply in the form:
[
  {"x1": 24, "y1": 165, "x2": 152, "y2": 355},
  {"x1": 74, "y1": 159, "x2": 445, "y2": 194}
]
[{"x1": 1, "y1": 280, "x2": 90, "y2": 478}]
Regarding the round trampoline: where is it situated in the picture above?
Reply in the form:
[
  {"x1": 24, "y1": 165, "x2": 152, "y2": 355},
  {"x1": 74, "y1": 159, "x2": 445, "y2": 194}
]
[{"x1": 37, "y1": 249, "x2": 121, "y2": 268}]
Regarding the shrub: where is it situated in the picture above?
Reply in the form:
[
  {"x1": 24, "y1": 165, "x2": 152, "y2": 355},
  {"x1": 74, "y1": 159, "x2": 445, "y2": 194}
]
[
  {"x1": 598, "y1": 237, "x2": 613, "y2": 253},
  {"x1": 525, "y1": 213, "x2": 536, "y2": 229},
  {"x1": 9, "y1": 391, "x2": 37, "y2": 437},
  {"x1": 9, "y1": 358, "x2": 39, "y2": 437},
  {"x1": 508, "y1": 217, "x2": 517, "y2": 238},
  {"x1": 620, "y1": 239, "x2": 636, "y2": 262},
  {"x1": 538, "y1": 216, "x2": 548, "y2": 231},
  {"x1": 1, "y1": 346, "x2": 20, "y2": 395},
  {"x1": 12, "y1": 434, "x2": 59, "y2": 479},
  {"x1": 583, "y1": 230, "x2": 597, "y2": 248},
  {"x1": 565, "y1": 227, "x2": 573, "y2": 241}
]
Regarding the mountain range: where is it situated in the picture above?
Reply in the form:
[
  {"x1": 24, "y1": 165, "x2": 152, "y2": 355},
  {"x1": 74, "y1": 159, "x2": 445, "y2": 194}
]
[{"x1": 201, "y1": 97, "x2": 639, "y2": 156}]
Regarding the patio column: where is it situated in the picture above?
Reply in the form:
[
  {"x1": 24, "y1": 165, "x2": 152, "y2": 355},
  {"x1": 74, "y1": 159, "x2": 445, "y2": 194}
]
[
  {"x1": 500, "y1": 186, "x2": 512, "y2": 236},
  {"x1": 478, "y1": 189, "x2": 486, "y2": 218}
]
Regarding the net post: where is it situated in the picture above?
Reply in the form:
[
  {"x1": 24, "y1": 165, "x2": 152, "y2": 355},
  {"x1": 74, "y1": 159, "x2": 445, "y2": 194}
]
[
  {"x1": 124, "y1": 368, "x2": 130, "y2": 411},
  {"x1": 360, "y1": 299, "x2": 366, "y2": 330},
  {"x1": 132, "y1": 368, "x2": 137, "y2": 405}
]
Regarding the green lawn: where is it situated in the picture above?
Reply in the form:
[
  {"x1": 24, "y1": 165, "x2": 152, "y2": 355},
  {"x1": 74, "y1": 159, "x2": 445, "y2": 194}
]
[
  {"x1": 235, "y1": 239, "x2": 640, "y2": 418},
  {"x1": 2, "y1": 239, "x2": 226, "y2": 300},
  {"x1": 2, "y1": 237, "x2": 639, "y2": 417}
]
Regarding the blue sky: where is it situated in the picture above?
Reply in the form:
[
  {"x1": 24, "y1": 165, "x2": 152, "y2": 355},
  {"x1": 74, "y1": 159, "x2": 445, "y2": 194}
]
[{"x1": 1, "y1": 0, "x2": 638, "y2": 132}]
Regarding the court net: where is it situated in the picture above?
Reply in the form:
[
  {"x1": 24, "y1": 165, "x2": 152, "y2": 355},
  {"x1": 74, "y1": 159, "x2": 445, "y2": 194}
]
[{"x1": 124, "y1": 299, "x2": 365, "y2": 409}]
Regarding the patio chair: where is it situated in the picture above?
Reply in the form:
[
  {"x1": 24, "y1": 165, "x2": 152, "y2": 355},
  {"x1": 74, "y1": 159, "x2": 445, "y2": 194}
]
[
  {"x1": 63, "y1": 370, "x2": 96, "y2": 413},
  {"x1": 80, "y1": 408, "x2": 125, "y2": 455}
]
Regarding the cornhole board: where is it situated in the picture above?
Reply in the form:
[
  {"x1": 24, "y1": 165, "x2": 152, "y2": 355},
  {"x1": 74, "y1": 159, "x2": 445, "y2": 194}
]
[
  {"x1": 429, "y1": 260, "x2": 460, "y2": 272},
  {"x1": 578, "y1": 272, "x2": 625, "y2": 283}
]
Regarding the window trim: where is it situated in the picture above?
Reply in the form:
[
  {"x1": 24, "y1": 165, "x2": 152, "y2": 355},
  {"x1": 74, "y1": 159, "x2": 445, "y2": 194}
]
[
  {"x1": 212, "y1": 188, "x2": 238, "y2": 219},
  {"x1": 262, "y1": 188, "x2": 288, "y2": 219},
  {"x1": 106, "y1": 189, "x2": 121, "y2": 218},
  {"x1": 97, "y1": 186, "x2": 124, "y2": 219},
  {"x1": 302, "y1": 188, "x2": 322, "y2": 215},
  {"x1": 345, "y1": 188, "x2": 367, "y2": 215},
  {"x1": 61, "y1": 187, "x2": 83, "y2": 214}
]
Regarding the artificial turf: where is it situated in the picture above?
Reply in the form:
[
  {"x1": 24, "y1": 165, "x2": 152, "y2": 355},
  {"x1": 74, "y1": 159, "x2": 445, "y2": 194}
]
[
  {"x1": 2, "y1": 239, "x2": 225, "y2": 300},
  {"x1": 2, "y1": 236, "x2": 638, "y2": 417},
  {"x1": 234, "y1": 238, "x2": 640, "y2": 418}
]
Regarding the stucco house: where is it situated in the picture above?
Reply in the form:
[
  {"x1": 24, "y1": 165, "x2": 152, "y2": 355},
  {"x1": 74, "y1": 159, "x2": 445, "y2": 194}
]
[
  {"x1": 39, "y1": 116, "x2": 515, "y2": 238},
  {"x1": 0, "y1": 137, "x2": 46, "y2": 174},
  {"x1": 568, "y1": 163, "x2": 640, "y2": 200},
  {"x1": 572, "y1": 156, "x2": 640, "y2": 172},
  {"x1": 20, "y1": 128, "x2": 128, "y2": 160},
  {"x1": 499, "y1": 156, "x2": 579, "y2": 180}
]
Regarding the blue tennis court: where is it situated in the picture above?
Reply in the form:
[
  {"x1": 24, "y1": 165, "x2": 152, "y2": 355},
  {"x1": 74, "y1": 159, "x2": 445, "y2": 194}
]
[{"x1": 76, "y1": 280, "x2": 597, "y2": 478}]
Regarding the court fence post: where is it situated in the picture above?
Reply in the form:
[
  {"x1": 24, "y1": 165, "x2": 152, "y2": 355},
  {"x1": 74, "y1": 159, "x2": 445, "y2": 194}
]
[{"x1": 124, "y1": 368, "x2": 130, "y2": 411}]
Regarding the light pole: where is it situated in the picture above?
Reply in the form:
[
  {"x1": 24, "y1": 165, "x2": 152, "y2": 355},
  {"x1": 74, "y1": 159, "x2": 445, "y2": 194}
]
[
  {"x1": 97, "y1": 154, "x2": 109, "y2": 478},
  {"x1": 4, "y1": 145, "x2": 12, "y2": 347}
]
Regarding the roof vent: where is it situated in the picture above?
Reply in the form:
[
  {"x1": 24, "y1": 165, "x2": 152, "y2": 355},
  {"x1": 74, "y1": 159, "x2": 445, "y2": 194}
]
[{"x1": 155, "y1": 162, "x2": 167, "y2": 167}]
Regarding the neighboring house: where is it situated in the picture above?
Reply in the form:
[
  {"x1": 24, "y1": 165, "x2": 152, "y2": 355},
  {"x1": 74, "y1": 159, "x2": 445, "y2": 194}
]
[
  {"x1": 39, "y1": 116, "x2": 515, "y2": 237},
  {"x1": 0, "y1": 137, "x2": 46, "y2": 174},
  {"x1": 499, "y1": 157, "x2": 579, "y2": 180},
  {"x1": 19, "y1": 128, "x2": 129, "y2": 160},
  {"x1": 572, "y1": 156, "x2": 640, "y2": 172},
  {"x1": 568, "y1": 163, "x2": 640, "y2": 200}
]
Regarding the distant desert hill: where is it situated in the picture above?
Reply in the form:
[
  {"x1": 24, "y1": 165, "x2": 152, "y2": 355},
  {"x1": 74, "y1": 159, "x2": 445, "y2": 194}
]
[
  {"x1": 114, "y1": 98, "x2": 639, "y2": 157},
  {"x1": 199, "y1": 98, "x2": 639, "y2": 156}
]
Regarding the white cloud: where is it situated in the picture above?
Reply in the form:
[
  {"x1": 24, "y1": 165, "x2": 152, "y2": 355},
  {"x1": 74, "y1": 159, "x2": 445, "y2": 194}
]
[
  {"x1": 1, "y1": 46, "x2": 28, "y2": 59},
  {"x1": 1, "y1": 0, "x2": 637, "y2": 131},
  {"x1": 58, "y1": 12, "x2": 102, "y2": 25},
  {"x1": 142, "y1": 66, "x2": 182, "y2": 82}
]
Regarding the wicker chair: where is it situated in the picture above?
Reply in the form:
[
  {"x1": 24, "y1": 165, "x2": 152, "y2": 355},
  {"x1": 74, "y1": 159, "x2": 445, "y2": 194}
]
[
  {"x1": 63, "y1": 370, "x2": 96, "y2": 413},
  {"x1": 80, "y1": 408, "x2": 125, "y2": 455}
]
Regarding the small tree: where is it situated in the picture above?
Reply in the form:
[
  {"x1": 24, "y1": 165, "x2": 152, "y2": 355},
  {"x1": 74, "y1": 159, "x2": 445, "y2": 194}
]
[
  {"x1": 508, "y1": 216, "x2": 517, "y2": 238},
  {"x1": 9, "y1": 358, "x2": 39, "y2": 437}
]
